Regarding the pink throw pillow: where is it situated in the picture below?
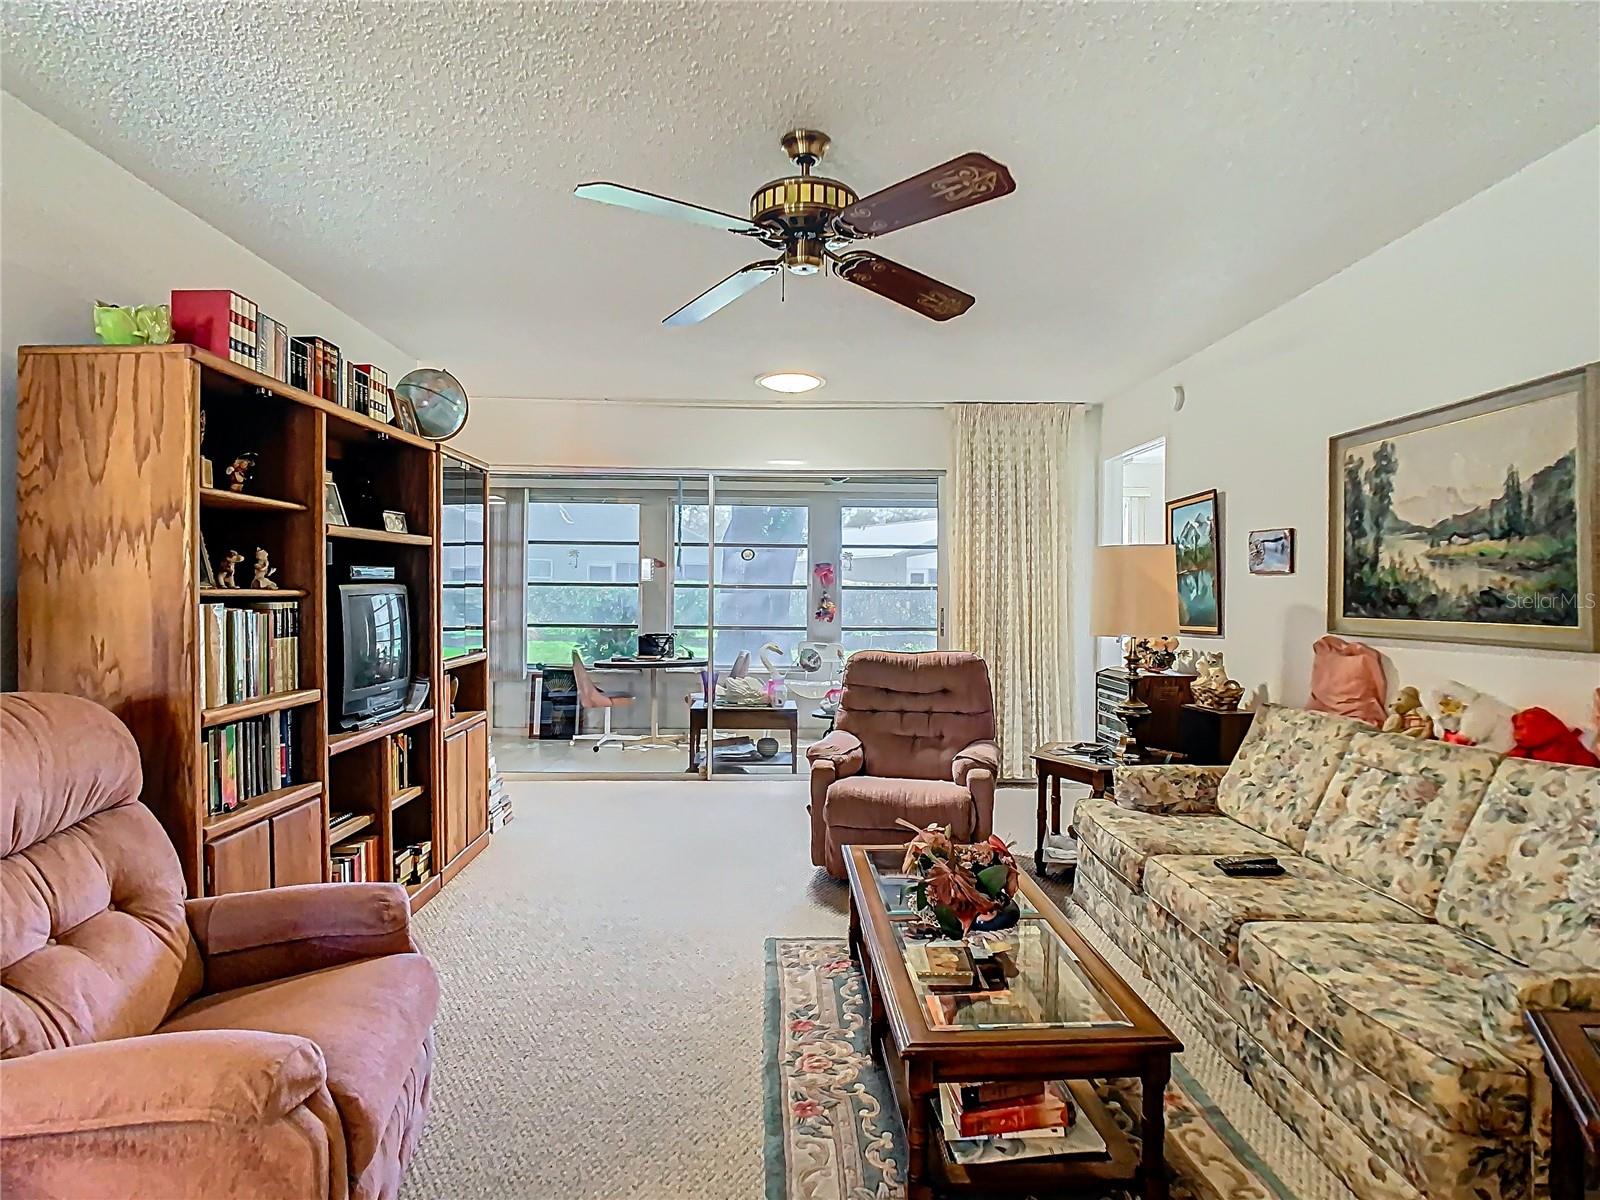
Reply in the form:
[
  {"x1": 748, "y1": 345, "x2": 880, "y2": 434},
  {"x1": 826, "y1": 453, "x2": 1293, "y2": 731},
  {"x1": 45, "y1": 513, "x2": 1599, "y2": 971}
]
[{"x1": 1306, "y1": 636, "x2": 1386, "y2": 726}]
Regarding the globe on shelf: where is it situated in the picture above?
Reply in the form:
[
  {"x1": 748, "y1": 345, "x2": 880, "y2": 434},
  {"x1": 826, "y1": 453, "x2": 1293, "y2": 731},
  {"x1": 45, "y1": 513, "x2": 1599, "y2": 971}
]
[{"x1": 394, "y1": 368, "x2": 469, "y2": 440}]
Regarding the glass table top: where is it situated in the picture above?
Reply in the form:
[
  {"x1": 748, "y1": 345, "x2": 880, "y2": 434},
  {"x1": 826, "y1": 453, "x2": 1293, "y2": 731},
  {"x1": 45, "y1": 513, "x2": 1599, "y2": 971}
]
[{"x1": 862, "y1": 848, "x2": 1130, "y2": 1032}]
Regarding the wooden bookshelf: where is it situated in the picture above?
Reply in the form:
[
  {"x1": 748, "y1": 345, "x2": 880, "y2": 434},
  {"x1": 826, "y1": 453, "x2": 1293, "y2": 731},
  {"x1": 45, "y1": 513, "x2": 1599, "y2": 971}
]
[{"x1": 16, "y1": 344, "x2": 491, "y2": 909}]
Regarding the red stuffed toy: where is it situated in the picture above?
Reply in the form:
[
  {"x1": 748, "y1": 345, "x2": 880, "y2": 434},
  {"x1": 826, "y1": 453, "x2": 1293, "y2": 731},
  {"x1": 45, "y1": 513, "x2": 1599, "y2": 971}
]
[{"x1": 1506, "y1": 707, "x2": 1600, "y2": 767}]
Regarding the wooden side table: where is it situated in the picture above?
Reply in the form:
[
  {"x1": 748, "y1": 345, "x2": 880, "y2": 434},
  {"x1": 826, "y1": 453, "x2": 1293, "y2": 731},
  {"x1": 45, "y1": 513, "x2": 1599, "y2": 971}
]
[
  {"x1": 1526, "y1": 1009, "x2": 1600, "y2": 1200},
  {"x1": 1030, "y1": 747, "x2": 1115, "y2": 876}
]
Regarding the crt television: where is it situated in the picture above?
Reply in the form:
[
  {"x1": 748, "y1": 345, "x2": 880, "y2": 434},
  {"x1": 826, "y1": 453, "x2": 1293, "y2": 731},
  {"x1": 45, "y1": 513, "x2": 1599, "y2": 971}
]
[{"x1": 335, "y1": 583, "x2": 411, "y2": 727}]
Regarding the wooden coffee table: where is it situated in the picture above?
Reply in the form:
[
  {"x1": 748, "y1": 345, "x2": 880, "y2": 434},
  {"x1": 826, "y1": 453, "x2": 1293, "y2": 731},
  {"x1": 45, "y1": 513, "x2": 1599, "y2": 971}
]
[
  {"x1": 1526, "y1": 1009, "x2": 1600, "y2": 1200},
  {"x1": 845, "y1": 844, "x2": 1182, "y2": 1200}
]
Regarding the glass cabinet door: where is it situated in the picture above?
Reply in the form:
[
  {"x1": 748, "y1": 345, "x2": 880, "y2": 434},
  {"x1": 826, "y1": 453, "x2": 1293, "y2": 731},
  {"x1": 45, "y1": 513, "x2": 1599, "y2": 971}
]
[{"x1": 442, "y1": 456, "x2": 487, "y2": 659}]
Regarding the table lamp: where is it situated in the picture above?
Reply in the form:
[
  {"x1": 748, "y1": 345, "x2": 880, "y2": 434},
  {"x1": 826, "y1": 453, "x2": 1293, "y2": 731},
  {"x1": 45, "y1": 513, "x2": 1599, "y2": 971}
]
[{"x1": 1090, "y1": 544, "x2": 1182, "y2": 761}]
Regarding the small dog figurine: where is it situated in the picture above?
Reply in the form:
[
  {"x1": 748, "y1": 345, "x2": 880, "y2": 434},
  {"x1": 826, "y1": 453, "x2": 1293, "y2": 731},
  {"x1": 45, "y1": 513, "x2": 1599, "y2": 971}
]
[
  {"x1": 249, "y1": 547, "x2": 278, "y2": 590},
  {"x1": 224, "y1": 453, "x2": 257, "y2": 493},
  {"x1": 216, "y1": 549, "x2": 245, "y2": 588}
]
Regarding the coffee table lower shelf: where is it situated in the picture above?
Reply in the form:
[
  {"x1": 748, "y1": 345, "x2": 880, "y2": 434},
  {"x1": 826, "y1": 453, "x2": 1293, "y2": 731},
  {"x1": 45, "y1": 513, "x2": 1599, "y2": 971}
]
[
  {"x1": 929, "y1": 1080, "x2": 1140, "y2": 1195},
  {"x1": 874, "y1": 1029, "x2": 1145, "y2": 1198}
]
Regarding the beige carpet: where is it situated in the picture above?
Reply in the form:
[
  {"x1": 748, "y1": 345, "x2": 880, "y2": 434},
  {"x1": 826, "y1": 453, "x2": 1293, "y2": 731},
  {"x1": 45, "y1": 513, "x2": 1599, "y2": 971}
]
[{"x1": 401, "y1": 780, "x2": 1353, "y2": 1200}]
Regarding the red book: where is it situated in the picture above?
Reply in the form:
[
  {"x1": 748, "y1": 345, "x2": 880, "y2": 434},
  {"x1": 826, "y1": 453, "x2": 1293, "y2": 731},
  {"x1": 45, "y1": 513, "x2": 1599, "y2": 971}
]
[
  {"x1": 171, "y1": 290, "x2": 257, "y2": 367},
  {"x1": 953, "y1": 1090, "x2": 1071, "y2": 1138}
]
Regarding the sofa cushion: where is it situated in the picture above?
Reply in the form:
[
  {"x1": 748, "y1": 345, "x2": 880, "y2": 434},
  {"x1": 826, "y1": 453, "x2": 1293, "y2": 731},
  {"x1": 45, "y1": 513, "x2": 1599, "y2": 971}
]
[
  {"x1": 1144, "y1": 853, "x2": 1423, "y2": 961},
  {"x1": 1240, "y1": 921, "x2": 1529, "y2": 1137},
  {"x1": 1216, "y1": 705, "x2": 1367, "y2": 850},
  {"x1": 2, "y1": 694, "x2": 200, "y2": 1058},
  {"x1": 1073, "y1": 797, "x2": 1284, "y2": 891},
  {"x1": 824, "y1": 776, "x2": 976, "y2": 836},
  {"x1": 1435, "y1": 758, "x2": 1599, "y2": 970},
  {"x1": 160, "y1": 953, "x2": 439, "y2": 1188},
  {"x1": 1302, "y1": 732, "x2": 1501, "y2": 916}
]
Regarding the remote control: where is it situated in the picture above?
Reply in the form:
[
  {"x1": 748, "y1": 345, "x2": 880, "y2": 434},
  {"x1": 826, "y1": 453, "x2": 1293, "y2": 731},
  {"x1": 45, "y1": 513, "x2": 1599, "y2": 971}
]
[{"x1": 1214, "y1": 855, "x2": 1286, "y2": 877}]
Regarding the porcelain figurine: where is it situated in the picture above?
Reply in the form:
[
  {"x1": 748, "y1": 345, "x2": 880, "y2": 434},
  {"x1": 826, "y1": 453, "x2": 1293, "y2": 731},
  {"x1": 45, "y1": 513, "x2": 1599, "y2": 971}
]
[
  {"x1": 249, "y1": 547, "x2": 278, "y2": 590},
  {"x1": 215, "y1": 549, "x2": 245, "y2": 589},
  {"x1": 224, "y1": 452, "x2": 257, "y2": 493},
  {"x1": 1191, "y1": 651, "x2": 1245, "y2": 710}
]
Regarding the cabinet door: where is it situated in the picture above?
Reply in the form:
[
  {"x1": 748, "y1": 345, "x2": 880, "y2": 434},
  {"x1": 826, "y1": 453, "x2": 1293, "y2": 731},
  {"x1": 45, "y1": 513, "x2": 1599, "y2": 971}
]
[
  {"x1": 206, "y1": 821, "x2": 272, "y2": 895},
  {"x1": 466, "y1": 720, "x2": 489, "y2": 844},
  {"x1": 270, "y1": 796, "x2": 325, "y2": 887},
  {"x1": 443, "y1": 729, "x2": 469, "y2": 864}
]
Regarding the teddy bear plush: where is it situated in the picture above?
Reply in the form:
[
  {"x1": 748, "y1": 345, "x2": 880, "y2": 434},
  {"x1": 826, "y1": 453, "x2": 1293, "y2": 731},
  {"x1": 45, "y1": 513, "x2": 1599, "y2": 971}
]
[{"x1": 1507, "y1": 707, "x2": 1600, "y2": 767}]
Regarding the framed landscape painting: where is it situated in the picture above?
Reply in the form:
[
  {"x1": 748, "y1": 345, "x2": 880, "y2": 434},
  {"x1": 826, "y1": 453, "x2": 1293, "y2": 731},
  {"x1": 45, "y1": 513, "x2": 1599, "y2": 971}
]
[
  {"x1": 1166, "y1": 489, "x2": 1222, "y2": 635},
  {"x1": 1329, "y1": 364, "x2": 1599, "y2": 652}
]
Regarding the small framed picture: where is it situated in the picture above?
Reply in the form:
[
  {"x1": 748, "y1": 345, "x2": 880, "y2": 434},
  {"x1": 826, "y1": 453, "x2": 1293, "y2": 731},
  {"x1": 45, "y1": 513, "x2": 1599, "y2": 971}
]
[
  {"x1": 381, "y1": 510, "x2": 409, "y2": 534},
  {"x1": 198, "y1": 529, "x2": 216, "y2": 587},
  {"x1": 1248, "y1": 527, "x2": 1296, "y2": 575},
  {"x1": 392, "y1": 392, "x2": 421, "y2": 435},
  {"x1": 324, "y1": 472, "x2": 348, "y2": 526}
]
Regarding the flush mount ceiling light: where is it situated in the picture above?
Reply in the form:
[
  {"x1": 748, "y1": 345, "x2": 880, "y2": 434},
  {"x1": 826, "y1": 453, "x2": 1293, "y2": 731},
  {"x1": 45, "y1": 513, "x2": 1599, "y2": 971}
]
[{"x1": 757, "y1": 371, "x2": 825, "y2": 394}]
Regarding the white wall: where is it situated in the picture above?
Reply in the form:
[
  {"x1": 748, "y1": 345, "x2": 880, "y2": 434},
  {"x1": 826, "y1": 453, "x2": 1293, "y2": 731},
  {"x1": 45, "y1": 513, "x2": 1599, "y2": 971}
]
[
  {"x1": 1099, "y1": 129, "x2": 1600, "y2": 729},
  {"x1": 0, "y1": 94, "x2": 416, "y2": 687},
  {"x1": 453, "y1": 396, "x2": 952, "y2": 476}
]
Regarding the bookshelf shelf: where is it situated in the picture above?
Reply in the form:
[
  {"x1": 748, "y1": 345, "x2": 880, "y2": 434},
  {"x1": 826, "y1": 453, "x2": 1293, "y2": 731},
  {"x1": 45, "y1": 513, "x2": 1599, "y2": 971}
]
[
  {"x1": 390, "y1": 785, "x2": 426, "y2": 812},
  {"x1": 200, "y1": 487, "x2": 307, "y2": 513},
  {"x1": 203, "y1": 781, "x2": 324, "y2": 841},
  {"x1": 329, "y1": 812, "x2": 376, "y2": 842},
  {"x1": 407, "y1": 875, "x2": 441, "y2": 909},
  {"x1": 326, "y1": 525, "x2": 433, "y2": 547},
  {"x1": 200, "y1": 587, "x2": 308, "y2": 600},
  {"x1": 444, "y1": 709, "x2": 488, "y2": 736},
  {"x1": 328, "y1": 708, "x2": 435, "y2": 756},
  {"x1": 201, "y1": 687, "x2": 321, "y2": 729},
  {"x1": 444, "y1": 650, "x2": 488, "y2": 670}
]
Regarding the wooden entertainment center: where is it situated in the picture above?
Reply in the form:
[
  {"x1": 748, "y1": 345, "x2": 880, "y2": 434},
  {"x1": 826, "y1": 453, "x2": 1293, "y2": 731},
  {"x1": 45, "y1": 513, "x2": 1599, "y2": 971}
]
[{"x1": 15, "y1": 344, "x2": 491, "y2": 910}]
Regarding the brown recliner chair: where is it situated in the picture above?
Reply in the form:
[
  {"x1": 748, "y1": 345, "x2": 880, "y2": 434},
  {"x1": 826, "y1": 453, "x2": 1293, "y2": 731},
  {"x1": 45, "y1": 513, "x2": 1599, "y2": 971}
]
[
  {"x1": 806, "y1": 652, "x2": 999, "y2": 879},
  {"x1": 0, "y1": 693, "x2": 438, "y2": 1200}
]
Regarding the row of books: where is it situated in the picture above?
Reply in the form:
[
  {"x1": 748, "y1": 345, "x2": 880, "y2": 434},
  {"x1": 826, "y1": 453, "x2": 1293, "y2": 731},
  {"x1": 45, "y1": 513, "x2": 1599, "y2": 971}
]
[
  {"x1": 389, "y1": 732, "x2": 414, "y2": 792},
  {"x1": 169, "y1": 289, "x2": 394, "y2": 420},
  {"x1": 487, "y1": 751, "x2": 512, "y2": 832},
  {"x1": 205, "y1": 713, "x2": 297, "y2": 815},
  {"x1": 395, "y1": 841, "x2": 432, "y2": 887},
  {"x1": 332, "y1": 834, "x2": 380, "y2": 883},
  {"x1": 199, "y1": 601, "x2": 300, "y2": 708}
]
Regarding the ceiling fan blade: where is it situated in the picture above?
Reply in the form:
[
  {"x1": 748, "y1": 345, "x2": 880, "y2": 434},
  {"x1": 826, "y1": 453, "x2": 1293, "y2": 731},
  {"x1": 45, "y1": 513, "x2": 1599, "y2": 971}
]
[
  {"x1": 834, "y1": 152, "x2": 1015, "y2": 237},
  {"x1": 663, "y1": 260, "x2": 783, "y2": 326},
  {"x1": 833, "y1": 252, "x2": 974, "y2": 322},
  {"x1": 575, "y1": 182, "x2": 761, "y2": 235}
]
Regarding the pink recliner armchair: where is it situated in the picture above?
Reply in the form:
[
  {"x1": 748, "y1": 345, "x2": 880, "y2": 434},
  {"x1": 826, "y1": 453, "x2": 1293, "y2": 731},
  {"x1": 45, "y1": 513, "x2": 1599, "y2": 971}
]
[
  {"x1": 0, "y1": 693, "x2": 438, "y2": 1200},
  {"x1": 806, "y1": 652, "x2": 999, "y2": 879}
]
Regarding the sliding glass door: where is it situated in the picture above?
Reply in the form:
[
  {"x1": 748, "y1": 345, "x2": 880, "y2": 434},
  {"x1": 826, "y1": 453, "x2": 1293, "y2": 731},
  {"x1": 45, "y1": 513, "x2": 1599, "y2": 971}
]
[{"x1": 487, "y1": 469, "x2": 942, "y2": 777}]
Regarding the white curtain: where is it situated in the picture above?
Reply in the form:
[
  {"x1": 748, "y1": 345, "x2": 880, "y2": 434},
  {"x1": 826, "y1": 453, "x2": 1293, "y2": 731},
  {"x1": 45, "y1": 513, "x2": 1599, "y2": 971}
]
[{"x1": 949, "y1": 404, "x2": 1086, "y2": 780}]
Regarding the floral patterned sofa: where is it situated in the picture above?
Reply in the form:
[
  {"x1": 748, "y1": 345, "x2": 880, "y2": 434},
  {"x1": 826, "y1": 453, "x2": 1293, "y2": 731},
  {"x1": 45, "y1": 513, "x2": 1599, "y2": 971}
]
[{"x1": 1070, "y1": 703, "x2": 1598, "y2": 1200}]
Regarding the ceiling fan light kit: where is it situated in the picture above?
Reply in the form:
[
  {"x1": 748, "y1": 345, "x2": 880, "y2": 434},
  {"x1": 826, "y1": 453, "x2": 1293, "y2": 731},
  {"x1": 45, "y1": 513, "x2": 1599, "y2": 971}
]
[{"x1": 575, "y1": 130, "x2": 1015, "y2": 326}]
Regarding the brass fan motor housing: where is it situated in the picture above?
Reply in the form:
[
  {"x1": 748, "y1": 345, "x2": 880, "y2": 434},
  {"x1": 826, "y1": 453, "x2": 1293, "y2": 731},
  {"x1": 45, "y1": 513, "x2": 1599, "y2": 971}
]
[{"x1": 750, "y1": 175, "x2": 858, "y2": 233}]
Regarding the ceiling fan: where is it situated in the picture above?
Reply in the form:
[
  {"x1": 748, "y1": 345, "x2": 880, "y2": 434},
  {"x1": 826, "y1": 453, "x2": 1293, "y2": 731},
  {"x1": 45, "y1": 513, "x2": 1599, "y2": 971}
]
[{"x1": 575, "y1": 130, "x2": 1015, "y2": 326}]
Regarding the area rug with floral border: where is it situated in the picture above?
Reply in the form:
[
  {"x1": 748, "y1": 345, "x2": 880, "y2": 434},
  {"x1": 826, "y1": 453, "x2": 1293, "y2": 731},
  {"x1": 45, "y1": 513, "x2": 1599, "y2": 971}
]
[{"x1": 763, "y1": 936, "x2": 1300, "y2": 1200}]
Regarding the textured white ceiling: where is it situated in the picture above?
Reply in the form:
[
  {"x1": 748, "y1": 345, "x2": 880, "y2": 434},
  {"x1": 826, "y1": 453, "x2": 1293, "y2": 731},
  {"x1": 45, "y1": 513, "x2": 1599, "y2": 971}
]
[{"x1": 3, "y1": 2, "x2": 1596, "y2": 406}]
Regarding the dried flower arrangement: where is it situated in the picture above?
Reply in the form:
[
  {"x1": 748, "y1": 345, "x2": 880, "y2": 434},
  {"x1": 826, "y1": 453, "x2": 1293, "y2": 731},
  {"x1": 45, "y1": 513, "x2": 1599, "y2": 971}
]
[{"x1": 897, "y1": 820, "x2": 1021, "y2": 939}]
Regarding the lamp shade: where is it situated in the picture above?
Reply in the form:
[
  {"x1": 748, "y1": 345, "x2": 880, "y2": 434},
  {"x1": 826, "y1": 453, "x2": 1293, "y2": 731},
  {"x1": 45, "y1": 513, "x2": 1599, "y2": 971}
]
[{"x1": 1090, "y1": 544, "x2": 1180, "y2": 637}]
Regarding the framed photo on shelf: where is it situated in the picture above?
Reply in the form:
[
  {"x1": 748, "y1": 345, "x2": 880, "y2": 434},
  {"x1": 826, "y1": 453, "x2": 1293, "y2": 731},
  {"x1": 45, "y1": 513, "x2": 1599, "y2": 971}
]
[
  {"x1": 1165, "y1": 488, "x2": 1222, "y2": 635},
  {"x1": 1248, "y1": 528, "x2": 1296, "y2": 575},
  {"x1": 198, "y1": 530, "x2": 216, "y2": 588},
  {"x1": 392, "y1": 393, "x2": 421, "y2": 435},
  {"x1": 381, "y1": 510, "x2": 409, "y2": 534},
  {"x1": 324, "y1": 472, "x2": 349, "y2": 526}
]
